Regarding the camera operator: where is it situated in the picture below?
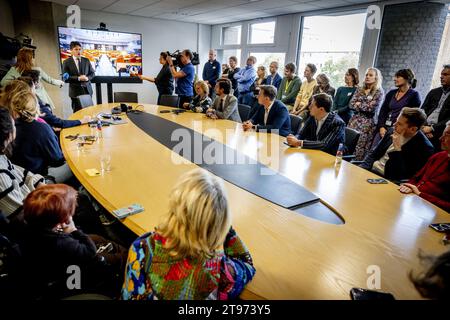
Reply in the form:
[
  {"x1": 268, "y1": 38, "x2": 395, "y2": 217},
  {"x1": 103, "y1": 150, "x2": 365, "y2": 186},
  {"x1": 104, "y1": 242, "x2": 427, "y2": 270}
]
[{"x1": 166, "y1": 49, "x2": 195, "y2": 108}]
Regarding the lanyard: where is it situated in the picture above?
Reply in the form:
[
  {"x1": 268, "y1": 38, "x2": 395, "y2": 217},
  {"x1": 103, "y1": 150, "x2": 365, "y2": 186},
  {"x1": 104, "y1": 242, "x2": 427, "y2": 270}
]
[{"x1": 285, "y1": 79, "x2": 292, "y2": 93}]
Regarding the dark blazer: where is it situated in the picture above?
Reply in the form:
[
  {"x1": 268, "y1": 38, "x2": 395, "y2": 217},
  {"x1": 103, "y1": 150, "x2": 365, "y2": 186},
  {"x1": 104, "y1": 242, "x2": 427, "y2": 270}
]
[
  {"x1": 39, "y1": 101, "x2": 81, "y2": 129},
  {"x1": 421, "y1": 87, "x2": 450, "y2": 145},
  {"x1": 360, "y1": 129, "x2": 435, "y2": 181},
  {"x1": 266, "y1": 73, "x2": 282, "y2": 90},
  {"x1": 21, "y1": 227, "x2": 98, "y2": 296},
  {"x1": 250, "y1": 100, "x2": 291, "y2": 137},
  {"x1": 11, "y1": 119, "x2": 65, "y2": 175},
  {"x1": 297, "y1": 112, "x2": 345, "y2": 155},
  {"x1": 62, "y1": 56, "x2": 95, "y2": 98}
]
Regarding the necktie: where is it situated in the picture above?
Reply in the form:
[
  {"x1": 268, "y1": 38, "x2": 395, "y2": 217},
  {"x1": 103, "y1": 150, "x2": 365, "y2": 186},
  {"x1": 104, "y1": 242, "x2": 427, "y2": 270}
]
[
  {"x1": 220, "y1": 98, "x2": 224, "y2": 112},
  {"x1": 264, "y1": 108, "x2": 269, "y2": 125},
  {"x1": 76, "y1": 58, "x2": 81, "y2": 72}
]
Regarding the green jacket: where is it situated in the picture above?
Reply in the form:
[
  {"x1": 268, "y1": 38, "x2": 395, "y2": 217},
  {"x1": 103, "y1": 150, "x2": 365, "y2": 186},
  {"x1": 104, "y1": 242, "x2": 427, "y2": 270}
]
[
  {"x1": 1, "y1": 66, "x2": 63, "y2": 109},
  {"x1": 276, "y1": 75, "x2": 301, "y2": 106}
]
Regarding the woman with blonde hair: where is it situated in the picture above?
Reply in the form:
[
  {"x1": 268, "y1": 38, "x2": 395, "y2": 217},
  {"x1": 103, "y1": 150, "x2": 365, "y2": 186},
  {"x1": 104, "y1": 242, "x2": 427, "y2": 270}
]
[
  {"x1": 9, "y1": 90, "x2": 69, "y2": 182},
  {"x1": 1, "y1": 47, "x2": 64, "y2": 109},
  {"x1": 182, "y1": 80, "x2": 212, "y2": 113},
  {"x1": 122, "y1": 168, "x2": 255, "y2": 300},
  {"x1": 0, "y1": 80, "x2": 31, "y2": 117},
  {"x1": 348, "y1": 67, "x2": 385, "y2": 160}
]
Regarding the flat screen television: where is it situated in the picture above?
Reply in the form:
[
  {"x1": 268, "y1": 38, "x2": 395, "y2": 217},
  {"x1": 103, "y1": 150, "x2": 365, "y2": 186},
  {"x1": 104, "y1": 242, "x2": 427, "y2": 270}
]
[{"x1": 57, "y1": 26, "x2": 142, "y2": 82}]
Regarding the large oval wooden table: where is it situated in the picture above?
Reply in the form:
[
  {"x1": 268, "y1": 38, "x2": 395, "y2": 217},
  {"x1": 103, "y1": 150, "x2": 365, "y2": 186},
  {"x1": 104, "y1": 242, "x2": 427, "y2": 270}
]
[{"x1": 61, "y1": 103, "x2": 449, "y2": 300}]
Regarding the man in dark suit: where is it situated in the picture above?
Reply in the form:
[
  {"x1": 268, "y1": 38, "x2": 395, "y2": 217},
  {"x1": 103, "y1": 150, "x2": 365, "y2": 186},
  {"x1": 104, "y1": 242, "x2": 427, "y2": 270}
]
[
  {"x1": 62, "y1": 41, "x2": 95, "y2": 112},
  {"x1": 286, "y1": 93, "x2": 345, "y2": 155},
  {"x1": 242, "y1": 85, "x2": 291, "y2": 137},
  {"x1": 421, "y1": 64, "x2": 450, "y2": 150},
  {"x1": 360, "y1": 107, "x2": 434, "y2": 181}
]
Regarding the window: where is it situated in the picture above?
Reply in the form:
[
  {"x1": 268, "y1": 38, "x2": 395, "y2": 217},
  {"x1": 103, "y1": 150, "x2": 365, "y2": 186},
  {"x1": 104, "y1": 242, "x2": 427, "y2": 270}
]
[
  {"x1": 299, "y1": 12, "x2": 366, "y2": 89},
  {"x1": 431, "y1": 6, "x2": 450, "y2": 89},
  {"x1": 249, "y1": 21, "x2": 276, "y2": 44},
  {"x1": 249, "y1": 52, "x2": 285, "y2": 71},
  {"x1": 222, "y1": 26, "x2": 242, "y2": 45},
  {"x1": 222, "y1": 49, "x2": 242, "y2": 65}
]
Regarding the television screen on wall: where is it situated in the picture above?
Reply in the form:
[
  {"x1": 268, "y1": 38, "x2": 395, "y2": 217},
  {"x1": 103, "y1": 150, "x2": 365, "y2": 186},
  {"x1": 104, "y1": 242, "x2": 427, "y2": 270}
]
[{"x1": 57, "y1": 26, "x2": 142, "y2": 81}]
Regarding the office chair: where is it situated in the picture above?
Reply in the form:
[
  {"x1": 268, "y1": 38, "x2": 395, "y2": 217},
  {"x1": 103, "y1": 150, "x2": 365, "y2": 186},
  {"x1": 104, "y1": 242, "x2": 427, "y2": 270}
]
[
  {"x1": 76, "y1": 94, "x2": 94, "y2": 109},
  {"x1": 238, "y1": 104, "x2": 251, "y2": 122},
  {"x1": 343, "y1": 127, "x2": 361, "y2": 161},
  {"x1": 113, "y1": 92, "x2": 138, "y2": 103},
  {"x1": 289, "y1": 114, "x2": 303, "y2": 135},
  {"x1": 159, "y1": 94, "x2": 180, "y2": 108}
]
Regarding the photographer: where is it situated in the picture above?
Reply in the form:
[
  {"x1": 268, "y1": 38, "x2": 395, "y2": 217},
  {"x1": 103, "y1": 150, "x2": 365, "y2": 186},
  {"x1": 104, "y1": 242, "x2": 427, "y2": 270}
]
[{"x1": 166, "y1": 49, "x2": 195, "y2": 108}]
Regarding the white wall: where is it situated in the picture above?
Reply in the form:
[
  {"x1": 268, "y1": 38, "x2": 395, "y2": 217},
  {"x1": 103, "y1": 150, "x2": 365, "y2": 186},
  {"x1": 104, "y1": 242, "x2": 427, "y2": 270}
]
[{"x1": 50, "y1": 5, "x2": 211, "y2": 117}]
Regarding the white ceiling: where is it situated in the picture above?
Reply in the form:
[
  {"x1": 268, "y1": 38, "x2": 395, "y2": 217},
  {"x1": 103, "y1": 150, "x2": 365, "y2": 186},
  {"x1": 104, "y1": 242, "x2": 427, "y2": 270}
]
[{"x1": 45, "y1": 0, "x2": 446, "y2": 25}]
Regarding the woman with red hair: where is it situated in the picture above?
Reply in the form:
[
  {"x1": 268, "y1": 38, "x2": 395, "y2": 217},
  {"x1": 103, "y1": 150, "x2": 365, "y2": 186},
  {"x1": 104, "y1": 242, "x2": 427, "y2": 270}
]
[{"x1": 21, "y1": 184, "x2": 126, "y2": 299}]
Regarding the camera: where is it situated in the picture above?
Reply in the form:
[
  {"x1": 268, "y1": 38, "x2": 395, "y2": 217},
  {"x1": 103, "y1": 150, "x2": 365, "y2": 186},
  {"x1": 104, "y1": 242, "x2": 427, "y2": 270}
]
[
  {"x1": 166, "y1": 50, "x2": 200, "y2": 67},
  {"x1": 0, "y1": 32, "x2": 36, "y2": 60}
]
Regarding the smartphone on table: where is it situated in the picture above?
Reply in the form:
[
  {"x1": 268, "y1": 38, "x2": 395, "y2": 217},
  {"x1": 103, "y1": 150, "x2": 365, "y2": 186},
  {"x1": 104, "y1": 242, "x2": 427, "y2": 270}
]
[{"x1": 350, "y1": 288, "x2": 395, "y2": 300}]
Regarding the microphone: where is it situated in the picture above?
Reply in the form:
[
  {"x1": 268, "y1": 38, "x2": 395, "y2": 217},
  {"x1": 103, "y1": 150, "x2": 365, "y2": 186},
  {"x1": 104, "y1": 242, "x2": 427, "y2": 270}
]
[{"x1": 62, "y1": 72, "x2": 69, "y2": 81}]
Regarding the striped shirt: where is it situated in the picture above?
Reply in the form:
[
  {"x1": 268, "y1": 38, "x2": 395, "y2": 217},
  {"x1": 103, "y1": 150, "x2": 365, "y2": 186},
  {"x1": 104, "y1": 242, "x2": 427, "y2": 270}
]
[{"x1": 0, "y1": 155, "x2": 44, "y2": 217}]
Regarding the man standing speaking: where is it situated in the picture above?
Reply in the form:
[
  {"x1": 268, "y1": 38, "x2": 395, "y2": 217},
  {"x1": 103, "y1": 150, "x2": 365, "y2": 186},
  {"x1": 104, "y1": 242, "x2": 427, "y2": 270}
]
[{"x1": 63, "y1": 41, "x2": 95, "y2": 112}]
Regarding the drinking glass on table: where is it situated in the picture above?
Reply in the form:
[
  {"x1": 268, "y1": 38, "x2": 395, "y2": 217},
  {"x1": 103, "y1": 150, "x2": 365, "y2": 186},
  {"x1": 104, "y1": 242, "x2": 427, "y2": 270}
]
[{"x1": 100, "y1": 154, "x2": 112, "y2": 174}]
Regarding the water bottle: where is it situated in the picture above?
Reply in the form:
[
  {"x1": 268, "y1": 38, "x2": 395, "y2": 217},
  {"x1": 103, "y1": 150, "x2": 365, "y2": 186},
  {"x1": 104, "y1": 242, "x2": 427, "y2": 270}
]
[
  {"x1": 96, "y1": 118, "x2": 103, "y2": 139},
  {"x1": 335, "y1": 143, "x2": 344, "y2": 165}
]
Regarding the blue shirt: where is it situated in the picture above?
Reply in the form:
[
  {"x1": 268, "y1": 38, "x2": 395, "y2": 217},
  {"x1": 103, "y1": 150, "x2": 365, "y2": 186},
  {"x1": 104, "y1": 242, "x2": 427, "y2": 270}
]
[
  {"x1": 176, "y1": 63, "x2": 195, "y2": 97},
  {"x1": 234, "y1": 65, "x2": 257, "y2": 93},
  {"x1": 202, "y1": 60, "x2": 221, "y2": 87}
]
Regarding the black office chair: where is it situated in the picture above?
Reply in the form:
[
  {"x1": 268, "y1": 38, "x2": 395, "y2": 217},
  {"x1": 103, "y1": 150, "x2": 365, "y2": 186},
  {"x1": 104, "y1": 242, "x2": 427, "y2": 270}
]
[
  {"x1": 238, "y1": 104, "x2": 251, "y2": 122},
  {"x1": 159, "y1": 94, "x2": 180, "y2": 108},
  {"x1": 113, "y1": 92, "x2": 138, "y2": 103},
  {"x1": 76, "y1": 94, "x2": 94, "y2": 109},
  {"x1": 343, "y1": 127, "x2": 361, "y2": 161},
  {"x1": 289, "y1": 114, "x2": 303, "y2": 135}
]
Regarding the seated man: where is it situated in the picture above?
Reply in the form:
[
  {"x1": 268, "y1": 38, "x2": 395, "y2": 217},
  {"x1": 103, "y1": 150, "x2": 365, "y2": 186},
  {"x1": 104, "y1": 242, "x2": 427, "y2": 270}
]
[
  {"x1": 286, "y1": 93, "x2": 345, "y2": 155},
  {"x1": 206, "y1": 79, "x2": 241, "y2": 122},
  {"x1": 243, "y1": 85, "x2": 291, "y2": 137},
  {"x1": 399, "y1": 121, "x2": 450, "y2": 212},
  {"x1": 360, "y1": 107, "x2": 434, "y2": 181},
  {"x1": 421, "y1": 64, "x2": 450, "y2": 151}
]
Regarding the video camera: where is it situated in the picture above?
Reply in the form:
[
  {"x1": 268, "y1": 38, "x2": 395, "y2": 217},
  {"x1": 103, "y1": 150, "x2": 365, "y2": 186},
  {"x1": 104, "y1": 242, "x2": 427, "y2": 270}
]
[
  {"x1": 166, "y1": 50, "x2": 200, "y2": 68},
  {"x1": 0, "y1": 33, "x2": 36, "y2": 60}
]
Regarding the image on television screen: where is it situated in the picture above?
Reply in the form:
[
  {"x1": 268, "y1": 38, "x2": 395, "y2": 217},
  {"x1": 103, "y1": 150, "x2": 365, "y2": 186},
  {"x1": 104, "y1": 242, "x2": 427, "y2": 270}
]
[{"x1": 57, "y1": 26, "x2": 142, "y2": 77}]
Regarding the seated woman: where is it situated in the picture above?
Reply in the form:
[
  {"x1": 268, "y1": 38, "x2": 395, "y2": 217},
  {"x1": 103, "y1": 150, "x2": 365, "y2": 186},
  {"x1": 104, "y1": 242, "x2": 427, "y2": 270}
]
[
  {"x1": 8, "y1": 89, "x2": 70, "y2": 183},
  {"x1": 182, "y1": 80, "x2": 212, "y2": 113},
  {"x1": 0, "y1": 80, "x2": 31, "y2": 118},
  {"x1": 399, "y1": 121, "x2": 450, "y2": 212},
  {"x1": 121, "y1": 168, "x2": 256, "y2": 300},
  {"x1": 373, "y1": 68, "x2": 421, "y2": 147},
  {"x1": 332, "y1": 68, "x2": 359, "y2": 124},
  {"x1": 21, "y1": 70, "x2": 91, "y2": 128},
  {"x1": 21, "y1": 184, "x2": 127, "y2": 299},
  {"x1": 295, "y1": 73, "x2": 336, "y2": 119},
  {"x1": 0, "y1": 107, "x2": 44, "y2": 218}
]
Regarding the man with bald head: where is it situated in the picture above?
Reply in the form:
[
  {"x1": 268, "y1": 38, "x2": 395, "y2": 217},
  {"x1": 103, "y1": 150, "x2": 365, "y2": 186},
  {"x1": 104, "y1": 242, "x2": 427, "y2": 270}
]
[{"x1": 202, "y1": 49, "x2": 221, "y2": 98}]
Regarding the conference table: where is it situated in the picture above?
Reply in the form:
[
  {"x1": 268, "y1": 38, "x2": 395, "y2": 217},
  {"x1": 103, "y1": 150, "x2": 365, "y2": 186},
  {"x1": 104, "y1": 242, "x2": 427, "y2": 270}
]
[{"x1": 61, "y1": 103, "x2": 449, "y2": 300}]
